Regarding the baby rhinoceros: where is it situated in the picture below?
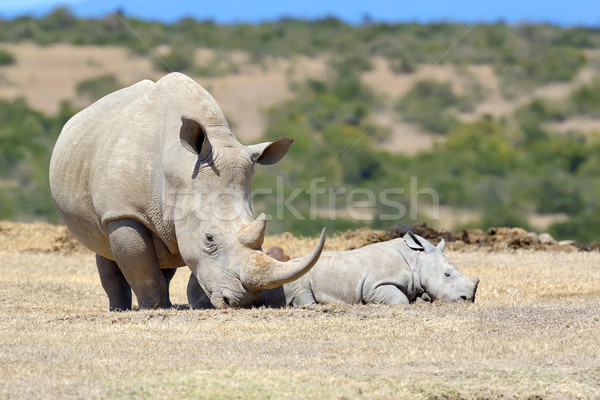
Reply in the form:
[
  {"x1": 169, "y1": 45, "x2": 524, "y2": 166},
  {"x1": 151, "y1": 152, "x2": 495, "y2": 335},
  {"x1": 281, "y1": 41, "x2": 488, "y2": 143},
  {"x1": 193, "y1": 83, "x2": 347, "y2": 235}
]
[{"x1": 261, "y1": 232, "x2": 480, "y2": 307}]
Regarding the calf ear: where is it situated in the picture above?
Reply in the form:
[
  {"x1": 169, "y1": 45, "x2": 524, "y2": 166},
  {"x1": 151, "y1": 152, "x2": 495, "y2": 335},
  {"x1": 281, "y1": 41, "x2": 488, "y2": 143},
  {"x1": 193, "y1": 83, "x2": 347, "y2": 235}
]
[
  {"x1": 405, "y1": 232, "x2": 436, "y2": 252},
  {"x1": 437, "y1": 238, "x2": 446, "y2": 251},
  {"x1": 180, "y1": 117, "x2": 211, "y2": 158},
  {"x1": 247, "y1": 137, "x2": 293, "y2": 165},
  {"x1": 405, "y1": 232, "x2": 425, "y2": 251}
]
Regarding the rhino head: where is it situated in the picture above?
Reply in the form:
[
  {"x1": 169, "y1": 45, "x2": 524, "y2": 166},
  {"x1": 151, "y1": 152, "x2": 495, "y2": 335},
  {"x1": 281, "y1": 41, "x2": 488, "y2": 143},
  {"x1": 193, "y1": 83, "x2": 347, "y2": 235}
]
[
  {"x1": 169, "y1": 117, "x2": 326, "y2": 309},
  {"x1": 403, "y1": 232, "x2": 479, "y2": 302}
]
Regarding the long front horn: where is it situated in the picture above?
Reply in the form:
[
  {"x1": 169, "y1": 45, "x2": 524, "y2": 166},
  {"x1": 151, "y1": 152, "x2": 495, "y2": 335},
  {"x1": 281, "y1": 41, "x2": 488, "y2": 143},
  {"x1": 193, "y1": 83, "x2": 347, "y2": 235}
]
[
  {"x1": 238, "y1": 213, "x2": 267, "y2": 249},
  {"x1": 241, "y1": 227, "x2": 327, "y2": 290}
]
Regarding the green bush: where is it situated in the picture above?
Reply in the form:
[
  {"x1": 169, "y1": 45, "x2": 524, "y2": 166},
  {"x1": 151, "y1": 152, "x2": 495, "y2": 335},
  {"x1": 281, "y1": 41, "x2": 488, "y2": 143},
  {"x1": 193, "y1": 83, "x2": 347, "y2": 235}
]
[
  {"x1": 537, "y1": 47, "x2": 586, "y2": 83},
  {"x1": 154, "y1": 46, "x2": 195, "y2": 72},
  {"x1": 0, "y1": 49, "x2": 15, "y2": 66},
  {"x1": 396, "y1": 80, "x2": 465, "y2": 135},
  {"x1": 76, "y1": 74, "x2": 121, "y2": 102},
  {"x1": 550, "y1": 208, "x2": 600, "y2": 243},
  {"x1": 0, "y1": 98, "x2": 73, "y2": 221},
  {"x1": 566, "y1": 78, "x2": 600, "y2": 118}
]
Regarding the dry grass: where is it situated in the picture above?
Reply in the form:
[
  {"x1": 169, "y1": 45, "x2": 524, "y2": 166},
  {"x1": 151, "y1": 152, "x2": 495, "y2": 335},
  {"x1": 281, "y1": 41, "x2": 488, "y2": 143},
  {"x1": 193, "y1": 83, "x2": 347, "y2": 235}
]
[{"x1": 1, "y1": 223, "x2": 599, "y2": 399}]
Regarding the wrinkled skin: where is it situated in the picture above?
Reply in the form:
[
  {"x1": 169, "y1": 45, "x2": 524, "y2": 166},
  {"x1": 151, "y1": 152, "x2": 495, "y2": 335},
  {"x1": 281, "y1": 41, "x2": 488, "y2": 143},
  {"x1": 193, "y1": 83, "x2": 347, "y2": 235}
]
[
  {"x1": 50, "y1": 72, "x2": 325, "y2": 310},
  {"x1": 187, "y1": 232, "x2": 479, "y2": 308}
]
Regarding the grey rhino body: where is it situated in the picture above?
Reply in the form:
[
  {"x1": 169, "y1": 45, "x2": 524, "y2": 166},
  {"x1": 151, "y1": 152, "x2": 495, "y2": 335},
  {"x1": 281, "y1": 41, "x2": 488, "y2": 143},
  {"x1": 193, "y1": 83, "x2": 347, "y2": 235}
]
[
  {"x1": 187, "y1": 233, "x2": 480, "y2": 309},
  {"x1": 50, "y1": 72, "x2": 325, "y2": 310},
  {"x1": 266, "y1": 233, "x2": 479, "y2": 306}
]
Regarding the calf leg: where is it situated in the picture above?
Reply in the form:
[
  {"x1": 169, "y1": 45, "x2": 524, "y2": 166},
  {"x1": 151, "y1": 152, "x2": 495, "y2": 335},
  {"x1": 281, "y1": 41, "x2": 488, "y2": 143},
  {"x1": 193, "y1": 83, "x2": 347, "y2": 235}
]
[
  {"x1": 96, "y1": 254, "x2": 132, "y2": 311},
  {"x1": 367, "y1": 285, "x2": 410, "y2": 305},
  {"x1": 291, "y1": 290, "x2": 317, "y2": 307},
  {"x1": 107, "y1": 219, "x2": 168, "y2": 309}
]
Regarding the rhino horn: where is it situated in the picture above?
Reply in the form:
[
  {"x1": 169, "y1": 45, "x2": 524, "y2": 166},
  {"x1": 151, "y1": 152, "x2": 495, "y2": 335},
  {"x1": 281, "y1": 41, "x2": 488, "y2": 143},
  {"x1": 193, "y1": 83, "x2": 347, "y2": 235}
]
[
  {"x1": 237, "y1": 213, "x2": 267, "y2": 249},
  {"x1": 241, "y1": 227, "x2": 326, "y2": 290}
]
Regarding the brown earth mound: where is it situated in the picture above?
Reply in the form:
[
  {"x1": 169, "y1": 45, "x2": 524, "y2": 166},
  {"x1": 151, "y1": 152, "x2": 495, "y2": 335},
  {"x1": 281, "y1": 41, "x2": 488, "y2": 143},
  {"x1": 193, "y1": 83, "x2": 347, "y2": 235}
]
[
  {"x1": 388, "y1": 223, "x2": 595, "y2": 252},
  {"x1": 0, "y1": 221, "x2": 84, "y2": 254},
  {"x1": 265, "y1": 223, "x2": 596, "y2": 261},
  {"x1": 1, "y1": 221, "x2": 594, "y2": 257}
]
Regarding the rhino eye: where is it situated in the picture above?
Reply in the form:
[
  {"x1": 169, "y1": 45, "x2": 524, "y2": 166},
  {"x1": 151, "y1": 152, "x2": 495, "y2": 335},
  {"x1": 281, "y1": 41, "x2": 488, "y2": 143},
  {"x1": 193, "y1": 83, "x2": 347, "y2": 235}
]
[
  {"x1": 205, "y1": 234, "x2": 214, "y2": 242},
  {"x1": 444, "y1": 272, "x2": 451, "y2": 278}
]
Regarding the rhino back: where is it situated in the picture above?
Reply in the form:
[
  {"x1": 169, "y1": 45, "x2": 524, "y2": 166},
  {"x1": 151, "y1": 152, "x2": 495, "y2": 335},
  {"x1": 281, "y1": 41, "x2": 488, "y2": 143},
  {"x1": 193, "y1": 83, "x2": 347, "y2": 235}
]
[
  {"x1": 49, "y1": 73, "x2": 228, "y2": 258},
  {"x1": 308, "y1": 239, "x2": 413, "y2": 304}
]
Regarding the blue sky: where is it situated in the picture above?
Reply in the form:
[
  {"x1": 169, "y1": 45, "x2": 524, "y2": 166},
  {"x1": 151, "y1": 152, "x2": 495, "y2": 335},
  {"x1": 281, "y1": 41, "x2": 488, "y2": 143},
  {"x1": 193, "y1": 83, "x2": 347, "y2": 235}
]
[{"x1": 0, "y1": 0, "x2": 599, "y2": 26}]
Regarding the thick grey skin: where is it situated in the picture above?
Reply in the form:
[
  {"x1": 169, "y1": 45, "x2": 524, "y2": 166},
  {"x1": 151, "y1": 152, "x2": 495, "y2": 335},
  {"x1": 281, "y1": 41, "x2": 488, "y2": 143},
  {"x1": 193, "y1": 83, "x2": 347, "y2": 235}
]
[
  {"x1": 266, "y1": 233, "x2": 479, "y2": 306},
  {"x1": 49, "y1": 72, "x2": 326, "y2": 311},
  {"x1": 187, "y1": 233, "x2": 480, "y2": 309}
]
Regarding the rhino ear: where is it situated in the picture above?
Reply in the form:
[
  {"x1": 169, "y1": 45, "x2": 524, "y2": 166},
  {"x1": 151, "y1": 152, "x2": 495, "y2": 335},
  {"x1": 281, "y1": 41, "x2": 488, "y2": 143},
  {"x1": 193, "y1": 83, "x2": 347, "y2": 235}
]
[
  {"x1": 437, "y1": 238, "x2": 446, "y2": 251},
  {"x1": 180, "y1": 117, "x2": 211, "y2": 157},
  {"x1": 247, "y1": 137, "x2": 293, "y2": 165},
  {"x1": 404, "y1": 232, "x2": 424, "y2": 251},
  {"x1": 405, "y1": 232, "x2": 436, "y2": 253}
]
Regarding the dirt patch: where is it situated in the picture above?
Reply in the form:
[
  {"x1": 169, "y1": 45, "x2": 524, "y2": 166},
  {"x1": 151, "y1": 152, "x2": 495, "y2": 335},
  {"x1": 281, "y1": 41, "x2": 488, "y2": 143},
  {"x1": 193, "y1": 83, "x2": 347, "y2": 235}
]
[
  {"x1": 2, "y1": 221, "x2": 592, "y2": 258},
  {"x1": 0, "y1": 220, "x2": 84, "y2": 254},
  {"x1": 389, "y1": 223, "x2": 593, "y2": 252},
  {"x1": 266, "y1": 222, "x2": 595, "y2": 259},
  {"x1": 372, "y1": 117, "x2": 441, "y2": 155},
  {"x1": 0, "y1": 43, "x2": 158, "y2": 114}
]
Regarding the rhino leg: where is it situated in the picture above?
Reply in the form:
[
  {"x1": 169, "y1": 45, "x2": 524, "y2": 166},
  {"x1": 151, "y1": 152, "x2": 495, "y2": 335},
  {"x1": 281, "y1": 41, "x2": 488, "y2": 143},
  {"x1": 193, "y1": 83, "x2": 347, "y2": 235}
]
[
  {"x1": 106, "y1": 219, "x2": 169, "y2": 309},
  {"x1": 290, "y1": 288, "x2": 317, "y2": 307},
  {"x1": 162, "y1": 268, "x2": 177, "y2": 308},
  {"x1": 367, "y1": 285, "x2": 410, "y2": 305},
  {"x1": 96, "y1": 254, "x2": 132, "y2": 311},
  {"x1": 186, "y1": 273, "x2": 213, "y2": 309}
]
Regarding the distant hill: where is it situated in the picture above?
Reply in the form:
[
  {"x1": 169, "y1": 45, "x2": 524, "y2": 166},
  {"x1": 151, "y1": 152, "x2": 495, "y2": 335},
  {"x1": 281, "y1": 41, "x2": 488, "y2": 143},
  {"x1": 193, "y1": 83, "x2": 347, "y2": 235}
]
[{"x1": 1, "y1": 8, "x2": 600, "y2": 241}]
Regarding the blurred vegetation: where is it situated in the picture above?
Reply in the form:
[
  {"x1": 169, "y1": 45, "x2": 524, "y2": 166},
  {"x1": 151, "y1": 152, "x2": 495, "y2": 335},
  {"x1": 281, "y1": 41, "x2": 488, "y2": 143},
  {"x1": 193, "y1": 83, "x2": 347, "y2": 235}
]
[
  {"x1": 396, "y1": 80, "x2": 469, "y2": 134},
  {"x1": 75, "y1": 74, "x2": 122, "y2": 102},
  {"x1": 2, "y1": 7, "x2": 600, "y2": 243},
  {"x1": 566, "y1": 78, "x2": 600, "y2": 117},
  {"x1": 0, "y1": 48, "x2": 15, "y2": 65},
  {"x1": 0, "y1": 98, "x2": 75, "y2": 221},
  {"x1": 257, "y1": 79, "x2": 600, "y2": 241},
  {"x1": 2, "y1": 8, "x2": 597, "y2": 87}
]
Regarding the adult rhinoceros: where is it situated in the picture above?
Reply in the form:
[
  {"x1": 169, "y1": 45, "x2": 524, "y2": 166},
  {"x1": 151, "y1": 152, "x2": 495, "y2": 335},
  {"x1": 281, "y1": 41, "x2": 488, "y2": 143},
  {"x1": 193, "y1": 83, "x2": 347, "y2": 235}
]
[{"x1": 49, "y1": 72, "x2": 325, "y2": 311}]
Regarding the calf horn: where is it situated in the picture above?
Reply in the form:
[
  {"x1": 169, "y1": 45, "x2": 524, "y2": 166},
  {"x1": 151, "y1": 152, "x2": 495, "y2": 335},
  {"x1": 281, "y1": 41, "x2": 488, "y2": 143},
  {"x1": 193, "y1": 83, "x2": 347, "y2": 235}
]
[{"x1": 241, "y1": 227, "x2": 326, "y2": 290}]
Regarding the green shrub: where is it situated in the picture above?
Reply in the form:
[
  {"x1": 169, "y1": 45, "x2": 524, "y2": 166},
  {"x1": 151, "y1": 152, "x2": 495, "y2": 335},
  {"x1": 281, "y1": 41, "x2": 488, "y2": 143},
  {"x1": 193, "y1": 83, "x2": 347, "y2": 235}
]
[
  {"x1": 566, "y1": 79, "x2": 600, "y2": 118},
  {"x1": 0, "y1": 49, "x2": 15, "y2": 66},
  {"x1": 0, "y1": 98, "x2": 70, "y2": 222},
  {"x1": 76, "y1": 74, "x2": 121, "y2": 102},
  {"x1": 550, "y1": 209, "x2": 600, "y2": 243},
  {"x1": 537, "y1": 47, "x2": 586, "y2": 83},
  {"x1": 396, "y1": 80, "x2": 466, "y2": 135},
  {"x1": 155, "y1": 46, "x2": 195, "y2": 72}
]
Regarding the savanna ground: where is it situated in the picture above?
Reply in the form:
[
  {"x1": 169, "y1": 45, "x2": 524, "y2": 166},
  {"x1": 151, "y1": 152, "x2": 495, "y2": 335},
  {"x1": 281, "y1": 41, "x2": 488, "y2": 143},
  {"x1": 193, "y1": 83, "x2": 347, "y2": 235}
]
[{"x1": 0, "y1": 222, "x2": 599, "y2": 399}]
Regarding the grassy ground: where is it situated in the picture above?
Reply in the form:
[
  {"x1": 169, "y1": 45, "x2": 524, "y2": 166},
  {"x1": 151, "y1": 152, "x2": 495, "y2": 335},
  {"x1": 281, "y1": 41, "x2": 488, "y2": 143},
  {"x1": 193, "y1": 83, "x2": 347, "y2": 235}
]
[{"x1": 1, "y1": 224, "x2": 599, "y2": 399}]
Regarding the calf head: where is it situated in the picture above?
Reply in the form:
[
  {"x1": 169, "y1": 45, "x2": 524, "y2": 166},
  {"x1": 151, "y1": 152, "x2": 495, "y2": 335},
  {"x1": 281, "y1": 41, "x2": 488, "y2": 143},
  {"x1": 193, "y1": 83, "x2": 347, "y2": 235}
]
[{"x1": 404, "y1": 232, "x2": 479, "y2": 302}]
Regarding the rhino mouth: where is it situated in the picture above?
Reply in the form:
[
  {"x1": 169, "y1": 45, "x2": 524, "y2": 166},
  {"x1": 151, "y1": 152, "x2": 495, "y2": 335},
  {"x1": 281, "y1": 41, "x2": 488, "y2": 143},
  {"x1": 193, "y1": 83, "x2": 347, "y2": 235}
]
[{"x1": 469, "y1": 282, "x2": 479, "y2": 302}]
